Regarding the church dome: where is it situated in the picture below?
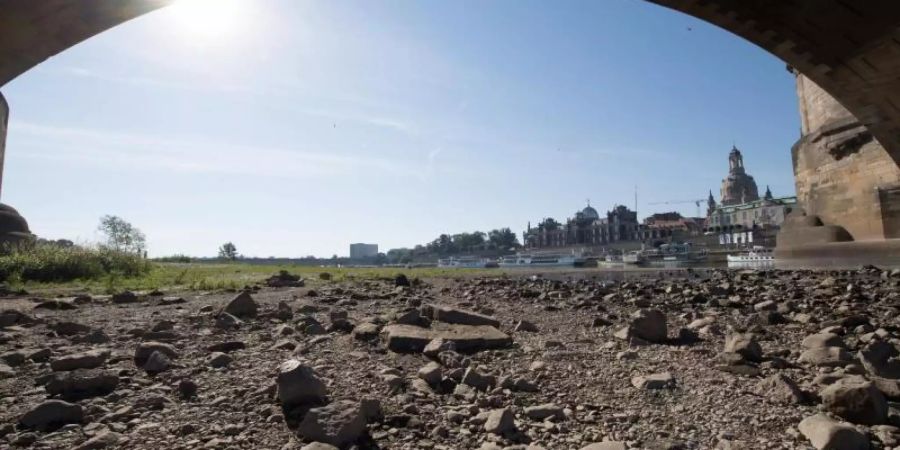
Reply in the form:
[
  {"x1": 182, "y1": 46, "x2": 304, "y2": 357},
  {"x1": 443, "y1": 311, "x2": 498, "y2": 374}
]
[{"x1": 581, "y1": 205, "x2": 600, "y2": 220}]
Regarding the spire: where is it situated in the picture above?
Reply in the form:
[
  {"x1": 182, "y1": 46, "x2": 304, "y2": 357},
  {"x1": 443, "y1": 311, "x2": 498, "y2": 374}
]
[{"x1": 764, "y1": 185, "x2": 773, "y2": 200}]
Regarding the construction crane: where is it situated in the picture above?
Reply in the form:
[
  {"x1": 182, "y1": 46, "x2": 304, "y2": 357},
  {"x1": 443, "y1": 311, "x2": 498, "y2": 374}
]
[{"x1": 647, "y1": 199, "x2": 706, "y2": 217}]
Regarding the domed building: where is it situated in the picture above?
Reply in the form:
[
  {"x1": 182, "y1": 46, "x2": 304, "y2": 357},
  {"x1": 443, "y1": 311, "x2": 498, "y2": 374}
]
[{"x1": 720, "y1": 146, "x2": 760, "y2": 206}]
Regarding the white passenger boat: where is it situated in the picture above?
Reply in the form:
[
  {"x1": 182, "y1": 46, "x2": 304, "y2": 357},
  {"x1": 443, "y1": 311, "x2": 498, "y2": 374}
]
[
  {"x1": 498, "y1": 252, "x2": 586, "y2": 268},
  {"x1": 437, "y1": 256, "x2": 492, "y2": 268},
  {"x1": 727, "y1": 246, "x2": 774, "y2": 263}
]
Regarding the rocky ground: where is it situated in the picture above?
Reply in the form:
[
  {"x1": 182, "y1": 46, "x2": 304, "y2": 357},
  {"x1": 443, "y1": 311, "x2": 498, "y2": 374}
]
[{"x1": 2, "y1": 267, "x2": 900, "y2": 449}]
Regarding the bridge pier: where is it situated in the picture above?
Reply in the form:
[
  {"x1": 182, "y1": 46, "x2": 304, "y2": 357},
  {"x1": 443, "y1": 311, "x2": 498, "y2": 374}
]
[
  {"x1": 0, "y1": 92, "x2": 34, "y2": 247},
  {"x1": 776, "y1": 75, "x2": 900, "y2": 267}
]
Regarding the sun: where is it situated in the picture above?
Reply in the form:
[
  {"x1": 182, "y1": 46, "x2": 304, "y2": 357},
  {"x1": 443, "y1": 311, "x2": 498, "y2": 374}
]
[{"x1": 170, "y1": 0, "x2": 243, "y2": 40}]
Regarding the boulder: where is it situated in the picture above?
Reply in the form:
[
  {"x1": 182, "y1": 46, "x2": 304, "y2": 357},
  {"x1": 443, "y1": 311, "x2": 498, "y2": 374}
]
[
  {"x1": 143, "y1": 351, "x2": 172, "y2": 374},
  {"x1": 631, "y1": 372, "x2": 676, "y2": 390},
  {"x1": 295, "y1": 400, "x2": 366, "y2": 448},
  {"x1": 277, "y1": 359, "x2": 328, "y2": 409},
  {"x1": 514, "y1": 320, "x2": 540, "y2": 332},
  {"x1": 45, "y1": 369, "x2": 119, "y2": 400},
  {"x1": 18, "y1": 400, "x2": 83, "y2": 431},
  {"x1": 215, "y1": 312, "x2": 243, "y2": 329},
  {"x1": 802, "y1": 332, "x2": 844, "y2": 349},
  {"x1": 352, "y1": 322, "x2": 380, "y2": 341},
  {"x1": 799, "y1": 347, "x2": 854, "y2": 367},
  {"x1": 524, "y1": 404, "x2": 564, "y2": 421},
  {"x1": 859, "y1": 340, "x2": 900, "y2": 379},
  {"x1": 134, "y1": 342, "x2": 178, "y2": 367},
  {"x1": 72, "y1": 431, "x2": 121, "y2": 450},
  {"x1": 208, "y1": 352, "x2": 233, "y2": 368},
  {"x1": 417, "y1": 362, "x2": 442, "y2": 386},
  {"x1": 50, "y1": 349, "x2": 109, "y2": 372},
  {"x1": 222, "y1": 291, "x2": 258, "y2": 318},
  {"x1": 798, "y1": 413, "x2": 869, "y2": 450},
  {"x1": 381, "y1": 323, "x2": 511, "y2": 353},
  {"x1": 484, "y1": 408, "x2": 515, "y2": 435},
  {"x1": 757, "y1": 374, "x2": 805, "y2": 404},
  {"x1": 617, "y1": 309, "x2": 667, "y2": 343},
  {"x1": 111, "y1": 291, "x2": 139, "y2": 304},
  {"x1": 49, "y1": 321, "x2": 91, "y2": 336},
  {"x1": 724, "y1": 333, "x2": 763, "y2": 362},
  {"x1": 821, "y1": 376, "x2": 888, "y2": 425}
]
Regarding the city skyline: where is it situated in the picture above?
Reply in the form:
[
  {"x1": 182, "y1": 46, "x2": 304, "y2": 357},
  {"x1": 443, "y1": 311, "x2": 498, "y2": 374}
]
[{"x1": 2, "y1": 0, "x2": 800, "y2": 257}]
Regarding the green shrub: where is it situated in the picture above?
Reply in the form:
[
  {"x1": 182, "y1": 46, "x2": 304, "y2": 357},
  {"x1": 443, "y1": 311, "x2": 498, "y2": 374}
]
[{"x1": 0, "y1": 244, "x2": 151, "y2": 283}]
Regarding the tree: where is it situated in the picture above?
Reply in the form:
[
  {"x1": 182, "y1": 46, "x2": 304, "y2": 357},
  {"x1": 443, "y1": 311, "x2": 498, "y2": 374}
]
[
  {"x1": 218, "y1": 242, "x2": 238, "y2": 260},
  {"x1": 98, "y1": 215, "x2": 146, "y2": 253},
  {"x1": 488, "y1": 228, "x2": 519, "y2": 249}
]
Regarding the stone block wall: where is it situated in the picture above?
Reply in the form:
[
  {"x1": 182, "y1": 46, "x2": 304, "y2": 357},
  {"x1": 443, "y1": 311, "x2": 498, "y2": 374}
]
[{"x1": 792, "y1": 75, "x2": 900, "y2": 240}]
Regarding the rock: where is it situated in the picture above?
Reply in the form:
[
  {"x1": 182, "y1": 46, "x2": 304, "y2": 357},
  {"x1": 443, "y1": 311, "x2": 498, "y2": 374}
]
[
  {"x1": 111, "y1": 291, "x2": 139, "y2": 304},
  {"x1": 799, "y1": 347, "x2": 854, "y2": 367},
  {"x1": 301, "y1": 444, "x2": 340, "y2": 450},
  {"x1": 0, "y1": 362, "x2": 13, "y2": 378},
  {"x1": 352, "y1": 322, "x2": 380, "y2": 341},
  {"x1": 50, "y1": 349, "x2": 110, "y2": 371},
  {"x1": 215, "y1": 312, "x2": 243, "y2": 329},
  {"x1": 208, "y1": 352, "x2": 233, "y2": 368},
  {"x1": 859, "y1": 340, "x2": 900, "y2": 379},
  {"x1": 222, "y1": 291, "x2": 258, "y2": 318},
  {"x1": 73, "y1": 431, "x2": 121, "y2": 450},
  {"x1": 514, "y1": 320, "x2": 540, "y2": 332},
  {"x1": 418, "y1": 362, "x2": 442, "y2": 386},
  {"x1": 275, "y1": 301, "x2": 294, "y2": 321},
  {"x1": 295, "y1": 400, "x2": 366, "y2": 448},
  {"x1": 424, "y1": 304, "x2": 501, "y2": 327},
  {"x1": 28, "y1": 348, "x2": 51, "y2": 362},
  {"x1": 461, "y1": 367, "x2": 495, "y2": 391},
  {"x1": 265, "y1": 270, "x2": 304, "y2": 287},
  {"x1": 632, "y1": 372, "x2": 676, "y2": 389},
  {"x1": 381, "y1": 323, "x2": 511, "y2": 353},
  {"x1": 49, "y1": 321, "x2": 91, "y2": 336},
  {"x1": 798, "y1": 413, "x2": 870, "y2": 450},
  {"x1": 618, "y1": 309, "x2": 667, "y2": 343},
  {"x1": 207, "y1": 341, "x2": 246, "y2": 353},
  {"x1": 821, "y1": 376, "x2": 888, "y2": 425},
  {"x1": 724, "y1": 333, "x2": 763, "y2": 362},
  {"x1": 395, "y1": 274, "x2": 410, "y2": 287},
  {"x1": 0, "y1": 309, "x2": 31, "y2": 328},
  {"x1": 524, "y1": 404, "x2": 564, "y2": 421},
  {"x1": 45, "y1": 369, "x2": 119, "y2": 400},
  {"x1": 580, "y1": 443, "x2": 627, "y2": 450},
  {"x1": 178, "y1": 379, "x2": 198, "y2": 399},
  {"x1": 277, "y1": 359, "x2": 328, "y2": 410},
  {"x1": 1, "y1": 350, "x2": 25, "y2": 366},
  {"x1": 423, "y1": 338, "x2": 455, "y2": 357},
  {"x1": 34, "y1": 299, "x2": 77, "y2": 310},
  {"x1": 134, "y1": 342, "x2": 178, "y2": 367},
  {"x1": 802, "y1": 332, "x2": 844, "y2": 349},
  {"x1": 18, "y1": 400, "x2": 83, "y2": 431},
  {"x1": 757, "y1": 374, "x2": 805, "y2": 404},
  {"x1": 484, "y1": 408, "x2": 515, "y2": 435},
  {"x1": 143, "y1": 350, "x2": 172, "y2": 374}
]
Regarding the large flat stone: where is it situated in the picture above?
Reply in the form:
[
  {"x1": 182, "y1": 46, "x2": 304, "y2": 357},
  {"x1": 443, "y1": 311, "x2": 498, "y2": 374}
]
[
  {"x1": 381, "y1": 323, "x2": 511, "y2": 353},
  {"x1": 423, "y1": 304, "x2": 500, "y2": 327}
]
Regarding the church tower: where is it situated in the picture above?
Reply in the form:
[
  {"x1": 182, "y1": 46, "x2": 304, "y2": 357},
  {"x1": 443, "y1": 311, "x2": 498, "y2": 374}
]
[{"x1": 720, "y1": 145, "x2": 760, "y2": 206}]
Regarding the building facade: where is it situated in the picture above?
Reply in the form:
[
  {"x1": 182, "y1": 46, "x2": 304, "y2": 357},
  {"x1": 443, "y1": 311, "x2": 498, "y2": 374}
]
[
  {"x1": 524, "y1": 204, "x2": 682, "y2": 249},
  {"x1": 706, "y1": 147, "x2": 797, "y2": 243},
  {"x1": 349, "y1": 243, "x2": 378, "y2": 259}
]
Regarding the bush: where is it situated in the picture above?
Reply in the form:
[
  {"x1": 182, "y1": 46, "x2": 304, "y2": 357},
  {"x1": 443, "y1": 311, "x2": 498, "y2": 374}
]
[
  {"x1": 0, "y1": 244, "x2": 151, "y2": 283},
  {"x1": 154, "y1": 254, "x2": 193, "y2": 263}
]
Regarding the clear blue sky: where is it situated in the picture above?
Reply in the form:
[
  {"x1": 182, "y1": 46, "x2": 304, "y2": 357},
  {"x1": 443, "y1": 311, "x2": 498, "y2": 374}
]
[{"x1": 2, "y1": 0, "x2": 800, "y2": 257}]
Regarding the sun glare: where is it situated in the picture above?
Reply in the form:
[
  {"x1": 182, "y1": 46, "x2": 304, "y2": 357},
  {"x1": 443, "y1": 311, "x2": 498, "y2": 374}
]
[{"x1": 170, "y1": 0, "x2": 244, "y2": 40}]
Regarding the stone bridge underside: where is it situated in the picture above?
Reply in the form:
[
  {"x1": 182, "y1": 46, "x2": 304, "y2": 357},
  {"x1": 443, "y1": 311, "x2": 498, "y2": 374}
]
[{"x1": 0, "y1": 0, "x2": 899, "y2": 162}]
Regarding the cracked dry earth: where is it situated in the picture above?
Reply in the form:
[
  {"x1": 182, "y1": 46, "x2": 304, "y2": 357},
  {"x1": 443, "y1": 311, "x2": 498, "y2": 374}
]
[{"x1": 2, "y1": 267, "x2": 900, "y2": 450}]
